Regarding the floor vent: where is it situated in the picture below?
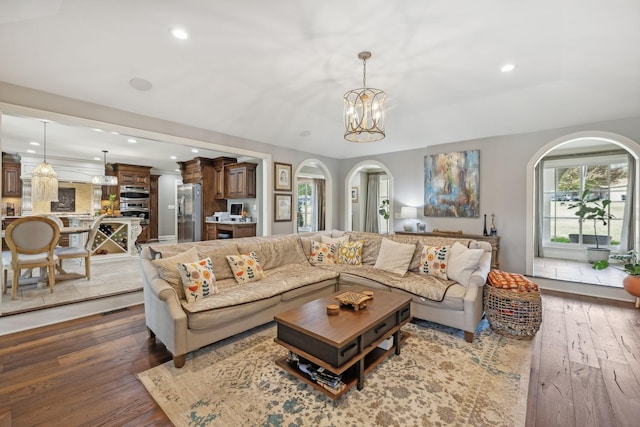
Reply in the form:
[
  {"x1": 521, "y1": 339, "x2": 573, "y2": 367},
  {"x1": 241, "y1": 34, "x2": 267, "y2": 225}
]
[{"x1": 102, "y1": 307, "x2": 129, "y2": 316}]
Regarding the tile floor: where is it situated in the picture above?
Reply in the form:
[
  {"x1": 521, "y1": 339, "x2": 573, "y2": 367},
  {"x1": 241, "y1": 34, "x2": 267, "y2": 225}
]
[{"x1": 533, "y1": 256, "x2": 627, "y2": 287}]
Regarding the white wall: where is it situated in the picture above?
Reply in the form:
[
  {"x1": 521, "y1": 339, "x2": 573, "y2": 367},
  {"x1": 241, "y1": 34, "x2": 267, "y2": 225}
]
[{"x1": 339, "y1": 116, "x2": 640, "y2": 273}]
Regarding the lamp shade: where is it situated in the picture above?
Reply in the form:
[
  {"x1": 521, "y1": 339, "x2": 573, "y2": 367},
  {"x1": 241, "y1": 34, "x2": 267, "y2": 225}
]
[
  {"x1": 32, "y1": 161, "x2": 59, "y2": 201},
  {"x1": 400, "y1": 206, "x2": 418, "y2": 219}
]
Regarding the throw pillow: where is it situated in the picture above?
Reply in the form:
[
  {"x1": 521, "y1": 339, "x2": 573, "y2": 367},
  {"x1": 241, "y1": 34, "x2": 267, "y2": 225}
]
[
  {"x1": 150, "y1": 246, "x2": 200, "y2": 300},
  {"x1": 226, "y1": 251, "x2": 265, "y2": 284},
  {"x1": 309, "y1": 240, "x2": 337, "y2": 265},
  {"x1": 336, "y1": 240, "x2": 364, "y2": 265},
  {"x1": 418, "y1": 245, "x2": 450, "y2": 279},
  {"x1": 320, "y1": 234, "x2": 350, "y2": 244},
  {"x1": 178, "y1": 257, "x2": 218, "y2": 303},
  {"x1": 374, "y1": 238, "x2": 416, "y2": 276},
  {"x1": 447, "y1": 242, "x2": 484, "y2": 286}
]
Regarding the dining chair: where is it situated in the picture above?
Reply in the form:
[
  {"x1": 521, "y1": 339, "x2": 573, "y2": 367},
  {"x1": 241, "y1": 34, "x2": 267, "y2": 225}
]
[
  {"x1": 54, "y1": 214, "x2": 106, "y2": 280},
  {"x1": 2, "y1": 216, "x2": 60, "y2": 300}
]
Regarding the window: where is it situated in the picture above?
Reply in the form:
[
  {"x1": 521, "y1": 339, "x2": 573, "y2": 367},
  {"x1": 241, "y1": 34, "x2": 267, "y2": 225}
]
[
  {"x1": 542, "y1": 153, "x2": 628, "y2": 248},
  {"x1": 297, "y1": 179, "x2": 313, "y2": 232}
]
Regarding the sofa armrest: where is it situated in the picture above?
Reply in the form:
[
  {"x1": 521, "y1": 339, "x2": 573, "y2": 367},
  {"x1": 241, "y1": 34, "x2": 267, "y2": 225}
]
[{"x1": 467, "y1": 250, "x2": 491, "y2": 288}]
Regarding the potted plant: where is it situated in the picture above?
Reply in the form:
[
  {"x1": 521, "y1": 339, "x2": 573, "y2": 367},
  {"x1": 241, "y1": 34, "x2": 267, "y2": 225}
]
[
  {"x1": 378, "y1": 199, "x2": 390, "y2": 233},
  {"x1": 593, "y1": 251, "x2": 640, "y2": 308},
  {"x1": 569, "y1": 189, "x2": 613, "y2": 262}
]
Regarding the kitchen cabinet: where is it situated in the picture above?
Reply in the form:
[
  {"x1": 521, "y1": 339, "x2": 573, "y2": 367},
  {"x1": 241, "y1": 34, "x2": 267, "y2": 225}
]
[
  {"x1": 178, "y1": 157, "x2": 236, "y2": 235},
  {"x1": 213, "y1": 157, "x2": 238, "y2": 199},
  {"x1": 225, "y1": 162, "x2": 257, "y2": 199},
  {"x1": 205, "y1": 222, "x2": 256, "y2": 240},
  {"x1": 2, "y1": 159, "x2": 22, "y2": 198}
]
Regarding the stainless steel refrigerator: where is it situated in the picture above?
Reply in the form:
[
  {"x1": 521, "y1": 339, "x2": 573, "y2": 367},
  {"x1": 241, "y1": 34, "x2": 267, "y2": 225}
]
[{"x1": 177, "y1": 183, "x2": 202, "y2": 242}]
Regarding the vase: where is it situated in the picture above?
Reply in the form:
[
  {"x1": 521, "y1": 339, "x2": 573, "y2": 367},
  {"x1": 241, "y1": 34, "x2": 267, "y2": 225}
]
[{"x1": 623, "y1": 275, "x2": 640, "y2": 308}]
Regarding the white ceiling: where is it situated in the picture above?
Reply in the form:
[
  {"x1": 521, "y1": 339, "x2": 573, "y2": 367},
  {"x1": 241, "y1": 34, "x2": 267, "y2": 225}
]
[{"x1": 0, "y1": 0, "x2": 639, "y2": 169}]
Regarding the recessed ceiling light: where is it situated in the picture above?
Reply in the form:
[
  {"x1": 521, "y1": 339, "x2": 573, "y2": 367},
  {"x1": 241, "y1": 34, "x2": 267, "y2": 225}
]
[
  {"x1": 92, "y1": 128, "x2": 103, "y2": 132},
  {"x1": 29, "y1": 141, "x2": 40, "y2": 146},
  {"x1": 93, "y1": 157, "x2": 101, "y2": 161},
  {"x1": 26, "y1": 149, "x2": 36, "y2": 154},
  {"x1": 170, "y1": 155, "x2": 177, "y2": 160},
  {"x1": 127, "y1": 138, "x2": 137, "y2": 143},
  {"x1": 175, "y1": 168, "x2": 181, "y2": 172},
  {"x1": 110, "y1": 131, "x2": 119, "y2": 135},
  {"x1": 170, "y1": 27, "x2": 189, "y2": 40},
  {"x1": 129, "y1": 77, "x2": 153, "y2": 91},
  {"x1": 191, "y1": 148, "x2": 199, "y2": 153},
  {"x1": 501, "y1": 63, "x2": 516, "y2": 73}
]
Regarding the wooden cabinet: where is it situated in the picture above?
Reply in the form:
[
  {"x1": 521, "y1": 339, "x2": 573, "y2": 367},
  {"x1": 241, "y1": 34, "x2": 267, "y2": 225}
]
[
  {"x1": 395, "y1": 231, "x2": 501, "y2": 270},
  {"x1": 205, "y1": 222, "x2": 256, "y2": 240},
  {"x1": 2, "y1": 159, "x2": 22, "y2": 198},
  {"x1": 213, "y1": 157, "x2": 238, "y2": 199},
  {"x1": 178, "y1": 157, "x2": 237, "y2": 237},
  {"x1": 149, "y1": 174, "x2": 159, "y2": 242},
  {"x1": 225, "y1": 162, "x2": 257, "y2": 199},
  {"x1": 105, "y1": 163, "x2": 152, "y2": 243}
]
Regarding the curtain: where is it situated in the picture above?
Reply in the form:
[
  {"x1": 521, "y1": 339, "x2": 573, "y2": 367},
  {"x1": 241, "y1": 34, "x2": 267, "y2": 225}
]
[
  {"x1": 364, "y1": 173, "x2": 379, "y2": 233},
  {"x1": 620, "y1": 154, "x2": 635, "y2": 252},
  {"x1": 534, "y1": 162, "x2": 544, "y2": 257},
  {"x1": 315, "y1": 178, "x2": 326, "y2": 231}
]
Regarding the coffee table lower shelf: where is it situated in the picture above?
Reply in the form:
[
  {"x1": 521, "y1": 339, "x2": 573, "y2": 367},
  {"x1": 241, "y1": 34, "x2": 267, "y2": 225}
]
[{"x1": 275, "y1": 330, "x2": 410, "y2": 400}]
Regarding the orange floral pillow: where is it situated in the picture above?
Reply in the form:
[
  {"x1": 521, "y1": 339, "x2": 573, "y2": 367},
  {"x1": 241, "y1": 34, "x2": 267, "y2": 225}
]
[
  {"x1": 178, "y1": 257, "x2": 218, "y2": 303},
  {"x1": 488, "y1": 270, "x2": 539, "y2": 292},
  {"x1": 418, "y1": 245, "x2": 450, "y2": 279},
  {"x1": 309, "y1": 240, "x2": 337, "y2": 265},
  {"x1": 226, "y1": 251, "x2": 265, "y2": 284}
]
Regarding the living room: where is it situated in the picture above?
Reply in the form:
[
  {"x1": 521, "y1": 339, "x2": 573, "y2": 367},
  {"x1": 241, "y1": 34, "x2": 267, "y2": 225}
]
[{"x1": 1, "y1": 1, "x2": 639, "y2": 426}]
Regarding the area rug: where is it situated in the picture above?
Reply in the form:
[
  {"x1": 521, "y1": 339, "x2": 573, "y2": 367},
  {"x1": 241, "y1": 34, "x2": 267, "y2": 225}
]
[{"x1": 138, "y1": 319, "x2": 532, "y2": 426}]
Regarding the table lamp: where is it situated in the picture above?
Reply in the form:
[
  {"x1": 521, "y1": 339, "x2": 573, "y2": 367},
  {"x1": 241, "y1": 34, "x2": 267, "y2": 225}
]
[{"x1": 400, "y1": 206, "x2": 418, "y2": 232}]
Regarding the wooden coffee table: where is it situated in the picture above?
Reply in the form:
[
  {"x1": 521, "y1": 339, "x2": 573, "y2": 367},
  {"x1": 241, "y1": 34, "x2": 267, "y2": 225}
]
[{"x1": 274, "y1": 290, "x2": 411, "y2": 399}]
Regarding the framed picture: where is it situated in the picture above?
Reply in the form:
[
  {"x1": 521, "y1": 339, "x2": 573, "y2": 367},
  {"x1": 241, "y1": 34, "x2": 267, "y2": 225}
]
[
  {"x1": 274, "y1": 193, "x2": 292, "y2": 222},
  {"x1": 351, "y1": 186, "x2": 359, "y2": 203},
  {"x1": 51, "y1": 188, "x2": 76, "y2": 213},
  {"x1": 274, "y1": 162, "x2": 292, "y2": 191},
  {"x1": 424, "y1": 150, "x2": 480, "y2": 217}
]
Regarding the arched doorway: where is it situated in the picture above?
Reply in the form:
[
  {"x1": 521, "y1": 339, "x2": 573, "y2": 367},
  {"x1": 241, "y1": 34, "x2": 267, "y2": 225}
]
[
  {"x1": 293, "y1": 159, "x2": 332, "y2": 233},
  {"x1": 344, "y1": 161, "x2": 394, "y2": 232},
  {"x1": 526, "y1": 131, "x2": 640, "y2": 286}
]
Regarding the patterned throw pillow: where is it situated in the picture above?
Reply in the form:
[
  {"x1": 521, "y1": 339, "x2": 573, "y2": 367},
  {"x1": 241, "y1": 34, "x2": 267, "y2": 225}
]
[
  {"x1": 418, "y1": 245, "x2": 450, "y2": 279},
  {"x1": 309, "y1": 240, "x2": 337, "y2": 265},
  {"x1": 336, "y1": 240, "x2": 364, "y2": 265},
  {"x1": 226, "y1": 251, "x2": 265, "y2": 284},
  {"x1": 488, "y1": 270, "x2": 539, "y2": 292},
  {"x1": 178, "y1": 258, "x2": 218, "y2": 303},
  {"x1": 150, "y1": 246, "x2": 200, "y2": 300}
]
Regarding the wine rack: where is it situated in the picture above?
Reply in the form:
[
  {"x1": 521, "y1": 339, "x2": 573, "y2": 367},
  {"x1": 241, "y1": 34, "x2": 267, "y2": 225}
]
[{"x1": 92, "y1": 222, "x2": 129, "y2": 256}]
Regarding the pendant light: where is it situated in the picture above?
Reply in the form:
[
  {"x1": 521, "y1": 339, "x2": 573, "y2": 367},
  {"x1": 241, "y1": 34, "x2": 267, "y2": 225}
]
[
  {"x1": 31, "y1": 121, "x2": 59, "y2": 202},
  {"x1": 344, "y1": 51, "x2": 386, "y2": 142},
  {"x1": 92, "y1": 150, "x2": 118, "y2": 186}
]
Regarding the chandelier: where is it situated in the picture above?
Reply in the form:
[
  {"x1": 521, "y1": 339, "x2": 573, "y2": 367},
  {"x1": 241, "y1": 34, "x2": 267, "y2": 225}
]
[
  {"x1": 344, "y1": 51, "x2": 386, "y2": 142},
  {"x1": 92, "y1": 150, "x2": 118, "y2": 186},
  {"x1": 31, "y1": 121, "x2": 59, "y2": 202}
]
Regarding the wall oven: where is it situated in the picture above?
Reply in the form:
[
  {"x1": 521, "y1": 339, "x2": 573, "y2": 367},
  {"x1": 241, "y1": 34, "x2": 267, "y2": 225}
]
[{"x1": 120, "y1": 185, "x2": 150, "y2": 220}]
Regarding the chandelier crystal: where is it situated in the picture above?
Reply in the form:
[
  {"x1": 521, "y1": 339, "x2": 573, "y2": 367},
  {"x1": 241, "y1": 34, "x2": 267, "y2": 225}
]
[
  {"x1": 92, "y1": 150, "x2": 118, "y2": 186},
  {"x1": 31, "y1": 121, "x2": 59, "y2": 202},
  {"x1": 344, "y1": 51, "x2": 386, "y2": 142}
]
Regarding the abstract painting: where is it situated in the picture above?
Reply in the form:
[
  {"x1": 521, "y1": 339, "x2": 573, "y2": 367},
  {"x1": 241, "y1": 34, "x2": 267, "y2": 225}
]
[{"x1": 424, "y1": 150, "x2": 480, "y2": 217}]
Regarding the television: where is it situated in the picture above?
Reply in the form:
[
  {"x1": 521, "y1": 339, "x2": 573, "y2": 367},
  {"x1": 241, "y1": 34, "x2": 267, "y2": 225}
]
[{"x1": 229, "y1": 202, "x2": 244, "y2": 219}]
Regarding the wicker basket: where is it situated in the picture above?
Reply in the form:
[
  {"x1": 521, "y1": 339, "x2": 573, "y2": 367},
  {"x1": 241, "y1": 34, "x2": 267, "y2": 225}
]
[{"x1": 484, "y1": 285, "x2": 542, "y2": 340}]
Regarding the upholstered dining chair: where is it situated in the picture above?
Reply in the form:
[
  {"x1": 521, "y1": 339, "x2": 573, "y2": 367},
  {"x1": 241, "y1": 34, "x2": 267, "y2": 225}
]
[
  {"x1": 54, "y1": 214, "x2": 106, "y2": 280},
  {"x1": 2, "y1": 216, "x2": 60, "y2": 300}
]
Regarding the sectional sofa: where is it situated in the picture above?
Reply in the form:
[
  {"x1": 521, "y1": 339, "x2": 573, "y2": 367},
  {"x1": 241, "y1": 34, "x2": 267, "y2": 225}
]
[{"x1": 140, "y1": 231, "x2": 492, "y2": 367}]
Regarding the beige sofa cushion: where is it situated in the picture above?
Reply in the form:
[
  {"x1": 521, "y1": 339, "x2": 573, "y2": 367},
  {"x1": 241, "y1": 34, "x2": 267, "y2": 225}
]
[
  {"x1": 150, "y1": 247, "x2": 200, "y2": 300},
  {"x1": 196, "y1": 241, "x2": 240, "y2": 280},
  {"x1": 374, "y1": 238, "x2": 416, "y2": 275},
  {"x1": 236, "y1": 234, "x2": 307, "y2": 270}
]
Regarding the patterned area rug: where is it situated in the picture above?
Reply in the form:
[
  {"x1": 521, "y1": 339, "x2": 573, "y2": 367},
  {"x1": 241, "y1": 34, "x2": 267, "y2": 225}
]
[{"x1": 138, "y1": 319, "x2": 532, "y2": 426}]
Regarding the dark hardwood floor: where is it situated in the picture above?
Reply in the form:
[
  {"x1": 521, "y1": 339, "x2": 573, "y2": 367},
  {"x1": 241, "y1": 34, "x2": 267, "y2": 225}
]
[{"x1": 0, "y1": 291, "x2": 638, "y2": 426}]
